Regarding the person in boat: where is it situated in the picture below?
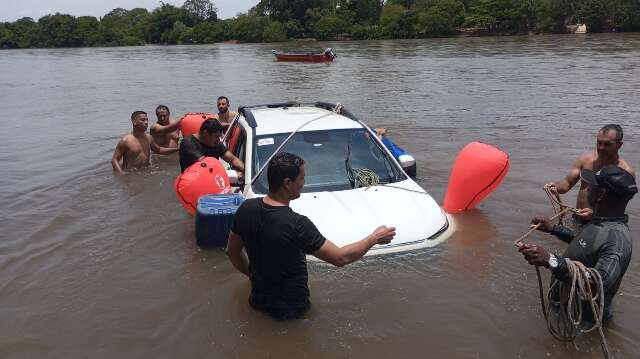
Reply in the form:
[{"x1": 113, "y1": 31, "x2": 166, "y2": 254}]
[
  {"x1": 216, "y1": 96, "x2": 237, "y2": 129},
  {"x1": 111, "y1": 111, "x2": 179, "y2": 174},
  {"x1": 545, "y1": 124, "x2": 635, "y2": 223},
  {"x1": 518, "y1": 165, "x2": 637, "y2": 322},
  {"x1": 324, "y1": 48, "x2": 335, "y2": 58},
  {"x1": 150, "y1": 105, "x2": 181, "y2": 149},
  {"x1": 226, "y1": 151, "x2": 396, "y2": 320},
  {"x1": 179, "y1": 118, "x2": 244, "y2": 174}
]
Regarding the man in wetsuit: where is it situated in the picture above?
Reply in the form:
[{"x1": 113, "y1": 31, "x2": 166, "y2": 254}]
[
  {"x1": 111, "y1": 111, "x2": 179, "y2": 174},
  {"x1": 518, "y1": 165, "x2": 637, "y2": 321},
  {"x1": 179, "y1": 118, "x2": 244, "y2": 173},
  {"x1": 226, "y1": 152, "x2": 396, "y2": 320},
  {"x1": 545, "y1": 124, "x2": 635, "y2": 218},
  {"x1": 150, "y1": 105, "x2": 181, "y2": 149},
  {"x1": 216, "y1": 96, "x2": 237, "y2": 129}
]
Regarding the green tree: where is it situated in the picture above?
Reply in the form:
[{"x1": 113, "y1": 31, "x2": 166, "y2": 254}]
[
  {"x1": 263, "y1": 20, "x2": 287, "y2": 41},
  {"x1": 71, "y1": 16, "x2": 100, "y2": 46},
  {"x1": 2, "y1": 17, "x2": 39, "y2": 48},
  {"x1": 417, "y1": 0, "x2": 465, "y2": 36},
  {"x1": 36, "y1": 13, "x2": 76, "y2": 47},
  {"x1": 306, "y1": 8, "x2": 351, "y2": 39},
  {"x1": 182, "y1": 0, "x2": 219, "y2": 22},
  {"x1": 147, "y1": 3, "x2": 191, "y2": 43},
  {"x1": 578, "y1": 0, "x2": 611, "y2": 32},
  {"x1": 230, "y1": 13, "x2": 270, "y2": 42},
  {"x1": 256, "y1": 0, "x2": 332, "y2": 24},
  {"x1": 380, "y1": 4, "x2": 417, "y2": 37},
  {"x1": 613, "y1": 0, "x2": 640, "y2": 31},
  {"x1": 339, "y1": 0, "x2": 383, "y2": 24}
]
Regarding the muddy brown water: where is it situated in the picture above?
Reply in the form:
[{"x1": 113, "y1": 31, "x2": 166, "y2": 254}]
[{"x1": 1, "y1": 34, "x2": 639, "y2": 358}]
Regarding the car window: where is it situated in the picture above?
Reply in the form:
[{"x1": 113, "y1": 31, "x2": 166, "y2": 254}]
[{"x1": 252, "y1": 128, "x2": 405, "y2": 194}]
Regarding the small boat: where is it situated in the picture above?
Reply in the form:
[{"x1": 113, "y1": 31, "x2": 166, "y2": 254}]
[{"x1": 272, "y1": 48, "x2": 336, "y2": 62}]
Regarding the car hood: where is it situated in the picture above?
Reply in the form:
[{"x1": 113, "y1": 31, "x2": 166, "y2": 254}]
[{"x1": 290, "y1": 180, "x2": 448, "y2": 251}]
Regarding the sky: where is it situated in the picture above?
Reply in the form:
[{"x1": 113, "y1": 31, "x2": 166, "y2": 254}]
[{"x1": 0, "y1": 0, "x2": 259, "y2": 22}]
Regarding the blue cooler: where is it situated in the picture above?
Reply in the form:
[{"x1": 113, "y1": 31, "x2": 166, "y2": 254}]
[{"x1": 195, "y1": 194, "x2": 245, "y2": 248}]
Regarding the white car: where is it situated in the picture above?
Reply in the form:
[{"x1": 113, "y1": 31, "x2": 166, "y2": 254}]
[{"x1": 221, "y1": 102, "x2": 455, "y2": 255}]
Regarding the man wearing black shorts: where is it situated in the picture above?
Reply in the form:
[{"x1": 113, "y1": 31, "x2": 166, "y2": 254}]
[
  {"x1": 179, "y1": 118, "x2": 244, "y2": 173},
  {"x1": 226, "y1": 152, "x2": 396, "y2": 320}
]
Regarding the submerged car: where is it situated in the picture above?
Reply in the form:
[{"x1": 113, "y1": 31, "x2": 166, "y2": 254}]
[{"x1": 220, "y1": 102, "x2": 454, "y2": 255}]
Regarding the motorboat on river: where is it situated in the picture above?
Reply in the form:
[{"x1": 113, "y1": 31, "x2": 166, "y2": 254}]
[{"x1": 272, "y1": 48, "x2": 336, "y2": 62}]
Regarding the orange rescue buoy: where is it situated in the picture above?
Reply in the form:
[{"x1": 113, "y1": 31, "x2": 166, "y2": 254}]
[
  {"x1": 180, "y1": 112, "x2": 217, "y2": 138},
  {"x1": 175, "y1": 157, "x2": 231, "y2": 215},
  {"x1": 443, "y1": 142, "x2": 509, "y2": 213}
]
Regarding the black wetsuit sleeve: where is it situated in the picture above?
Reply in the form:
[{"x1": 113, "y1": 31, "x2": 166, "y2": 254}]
[
  {"x1": 549, "y1": 224, "x2": 575, "y2": 243},
  {"x1": 295, "y1": 216, "x2": 327, "y2": 254},
  {"x1": 552, "y1": 232, "x2": 631, "y2": 291}
]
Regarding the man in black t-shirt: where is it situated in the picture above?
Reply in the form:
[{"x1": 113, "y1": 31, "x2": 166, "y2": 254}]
[
  {"x1": 226, "y1": 152, "x2": 396, "y2": 320},
  {"x1": 179, "y1": 118, "x2": 245, "y2": 173}
]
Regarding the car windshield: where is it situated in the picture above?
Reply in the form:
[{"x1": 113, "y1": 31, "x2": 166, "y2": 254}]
[{"x1": 252, "y1": 128, "x2": 406, "y2": 194}]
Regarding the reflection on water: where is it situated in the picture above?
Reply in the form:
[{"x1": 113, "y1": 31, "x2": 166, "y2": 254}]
[{"x1": 1, "y1": 34, "x2": 639, "y2": 358}]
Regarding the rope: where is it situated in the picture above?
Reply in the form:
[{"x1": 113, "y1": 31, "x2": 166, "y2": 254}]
[
  {"x1": 353, "y1": 168, "x2": 380, "y2": 188},
  {"x1": 516, "y1": 189, "x2": 611, "y2": 359}
]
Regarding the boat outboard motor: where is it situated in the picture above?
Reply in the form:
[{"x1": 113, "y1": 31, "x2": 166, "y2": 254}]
[{"x1": 324, "y1": 48, "x2": 335, "y2": 57}]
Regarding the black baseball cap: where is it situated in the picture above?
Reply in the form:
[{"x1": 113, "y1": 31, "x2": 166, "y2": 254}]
[{"x1": 581, "y1": 165, "x2": 638, "y2": 199}]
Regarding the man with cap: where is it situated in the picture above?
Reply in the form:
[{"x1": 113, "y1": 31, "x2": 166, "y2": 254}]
[{"x1": 518, "y1": 165, "x2": 637, "y2": 321}]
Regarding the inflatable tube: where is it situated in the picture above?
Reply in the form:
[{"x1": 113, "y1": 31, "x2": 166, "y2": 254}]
[
  {"x1": 443, "y1": 142, "x2": 509, "y2": 213},
  {"x1": 174, "y1": 157, "x2": 231, "y2": 215},
  {"x1": 180, "y1": 112, "x2": 217, "y2": 138},
  {"x1": 381, "y1": 136, "x2": 417, "y2": 178}
]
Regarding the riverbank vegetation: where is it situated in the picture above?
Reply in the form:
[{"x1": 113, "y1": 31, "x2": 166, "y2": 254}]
[{"x1": 2, "y1": 0, "x2": 640, "y2": 48}]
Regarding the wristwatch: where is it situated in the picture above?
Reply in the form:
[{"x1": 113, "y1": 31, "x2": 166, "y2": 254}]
[{"x1": 548, "y1": 254, "x2": 559, "y2": 269}]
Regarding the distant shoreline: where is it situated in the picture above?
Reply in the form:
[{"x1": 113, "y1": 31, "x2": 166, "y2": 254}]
[{"x1": 3, "y1": 31, "x2": 638, "y2": 51}]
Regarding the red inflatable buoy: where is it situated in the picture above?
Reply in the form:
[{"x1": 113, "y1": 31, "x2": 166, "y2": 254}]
[
  {"x1": 180, "y1": 112, "x2": 217, "y2": 138},
  {"x1": 443, "y1": 142, "x2": 509, "y2": 213},
  {"x1": 175, "y1": 157, "x2": 231, "y2": 215}
]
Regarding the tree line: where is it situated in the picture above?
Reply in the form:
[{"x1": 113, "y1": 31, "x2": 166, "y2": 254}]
[{"x1": 2, "y1": 0, "x2": 640, "y2": 48}]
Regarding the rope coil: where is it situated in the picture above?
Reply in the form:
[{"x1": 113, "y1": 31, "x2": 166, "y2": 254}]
[{"x1": 517, "y1": 189, "x2": 610, "y2": 359}]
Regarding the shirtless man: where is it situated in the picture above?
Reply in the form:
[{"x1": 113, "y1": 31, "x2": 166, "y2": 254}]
[
  {"x1": 111, "y1": 111, "x2": 179, "y2": 174},
  {"x1": 216, "y1": 96, "x2": 238, "y2": 129},
  {"x1": 546, "y1": 124, "x2": 635, "y2": 214},
  {"x1": 150, "y1": 105, "x2": 181, "y2": 148}
]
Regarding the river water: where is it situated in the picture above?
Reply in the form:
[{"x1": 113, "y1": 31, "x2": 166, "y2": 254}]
[{"x1": 1, "y1": 34, "x2": 639, "y2": 358}]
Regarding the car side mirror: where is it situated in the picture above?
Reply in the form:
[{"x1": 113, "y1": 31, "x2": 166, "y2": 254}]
[
  {"x1": 226, "y1": 169, "x2": 244, "y2": 186},
  {"x1": 398, "y1": 154, "x2": 417, "y2": 178}
]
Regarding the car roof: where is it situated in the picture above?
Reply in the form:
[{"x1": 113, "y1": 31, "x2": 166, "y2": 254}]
[{"x1": 246, "y1": 106, "x2": 363, "y2": 136}]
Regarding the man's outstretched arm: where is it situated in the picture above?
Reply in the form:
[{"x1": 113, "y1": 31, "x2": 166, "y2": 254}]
[
  {"x1": 150, "y1": 139, "x2": 179, "y2": 155},
  {"x1": 150, "y1": 119, "x2": 181, "y2": 135},
  {"x1": 313, "y1": 226, "x2": 395, "y2": 267},
  {"x1": 223, "y1": 151, "x2": 245, "y2": 174},
  {"x1": 545, "y1": 153, "x2": 589, "y2": 194}
]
